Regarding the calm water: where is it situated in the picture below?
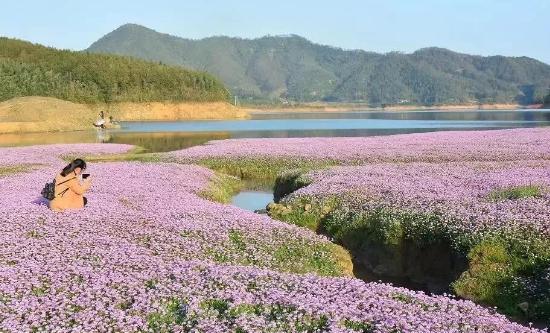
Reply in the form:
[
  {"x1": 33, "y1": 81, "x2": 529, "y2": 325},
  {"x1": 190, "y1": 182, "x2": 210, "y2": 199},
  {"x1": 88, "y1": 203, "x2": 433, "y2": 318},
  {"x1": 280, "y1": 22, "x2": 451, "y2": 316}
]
[
  {"x1": 231, "y1": 191, "x2": 273, "y2": 212},
  {"x1": 1, "y1": 109, "x2": 550, "y2": 152}
]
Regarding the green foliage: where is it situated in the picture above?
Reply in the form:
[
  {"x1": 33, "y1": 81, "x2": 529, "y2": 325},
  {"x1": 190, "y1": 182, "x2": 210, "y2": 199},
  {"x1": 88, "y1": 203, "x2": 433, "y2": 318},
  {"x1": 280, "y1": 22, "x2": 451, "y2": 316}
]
[
  {"x1": 453, "y1": 239, "x2": 550, "y2": 322},
  {"x1": 322, "y1": 206, "x2": 405, "y2": 247},
  {"x1": 269, "y1": 203, "x2": 321, "y2": 230},
  {"x1": 199, "y1": 300, "x2": 334, "y2": 332},
  {"x1": 272, "y1": 241, "x2": 343, "y2": 277},
  {"x1": 0, "y1": 37, "x2": 229, "y2": 103},
  {"x1": 273, "y1": 169, "x2": 312, "y2": 202},
  {"x1": 26, "y1": 230, "x2": 42, "y2": 239},
  {"x1": 193, "y1": 157, "x2": 339, "y2": 187},
  {"x1": 269, "y1": 191, "x2": 550, "y2": 323},
  {"x1": 147, "y1": 298, "x2": 195, "y2": 331},
  {"x1": 0, "y1": 164, "x2": 36, "y2": 177},
  {"x1": 211, "y1": 227, "x2": 345, "y2": 276},
  {"x1": 201, "y1": 298, "x2": 230, "y2": 317},
  {"x1": 342, "y1": 319, "x2": 375, "y2": 332},
  {"x1": 488, "y1": 185, "x2": 543, "y2": 201},
  {"x1": 88, "y1": 24, "x2": 550, "y2": 105},
  {"x1": 199, "y1": 172, "x2": 242, "y2": 204},
  {"x1": 228, "y1": 229, "x2": 247, "y2": 251}
]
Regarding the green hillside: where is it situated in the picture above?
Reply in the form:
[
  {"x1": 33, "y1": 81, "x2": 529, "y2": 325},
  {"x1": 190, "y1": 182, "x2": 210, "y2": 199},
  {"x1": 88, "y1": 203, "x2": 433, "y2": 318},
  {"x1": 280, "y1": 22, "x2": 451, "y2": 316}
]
[
  {"x1": 0, "y1": 37, "x2": 230, "y2": 104},
  {"x1": 88, "y1": 24, "x2": 550, "y2": 105}
]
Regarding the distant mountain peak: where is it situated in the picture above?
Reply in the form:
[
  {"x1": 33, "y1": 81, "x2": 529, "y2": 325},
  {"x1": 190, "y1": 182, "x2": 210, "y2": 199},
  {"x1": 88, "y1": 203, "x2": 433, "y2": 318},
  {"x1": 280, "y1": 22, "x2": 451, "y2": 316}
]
[{"x1": 115, "y1": 23, "x2": 155, "y2": 31}]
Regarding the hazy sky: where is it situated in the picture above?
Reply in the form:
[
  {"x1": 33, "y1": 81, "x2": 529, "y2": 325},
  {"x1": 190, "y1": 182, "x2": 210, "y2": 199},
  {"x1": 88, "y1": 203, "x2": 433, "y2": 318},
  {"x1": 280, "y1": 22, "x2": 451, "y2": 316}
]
[{"x1": 1, "y1": 0, "x2": 549, "y2": 63}]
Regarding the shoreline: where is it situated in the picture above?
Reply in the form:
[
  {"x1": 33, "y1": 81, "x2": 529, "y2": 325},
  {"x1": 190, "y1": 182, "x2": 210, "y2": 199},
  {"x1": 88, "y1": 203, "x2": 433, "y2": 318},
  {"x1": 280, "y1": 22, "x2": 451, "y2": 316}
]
[
  {"x1": 0, "y1": 96, "x2": 247, "y2": 134},
  {"x1": 244, "y1": 103, "x2": 545, "y2": 113}
]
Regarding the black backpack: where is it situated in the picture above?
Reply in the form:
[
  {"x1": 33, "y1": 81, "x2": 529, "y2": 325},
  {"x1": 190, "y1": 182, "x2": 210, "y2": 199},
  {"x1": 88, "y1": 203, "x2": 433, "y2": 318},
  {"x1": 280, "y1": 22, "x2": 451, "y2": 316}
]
[{"x1": 41, "y1": 177, "x2": 76, "y2": 200}]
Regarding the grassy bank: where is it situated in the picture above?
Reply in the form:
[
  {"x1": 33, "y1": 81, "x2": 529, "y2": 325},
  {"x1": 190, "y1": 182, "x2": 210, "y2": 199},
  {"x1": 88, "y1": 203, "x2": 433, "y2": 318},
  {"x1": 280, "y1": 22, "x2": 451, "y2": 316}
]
[
  {"x1": 268, "y1": 171, "x2": 550, "y2": 325},
  {"x1": 195, "y1": 165, "x2": 354, "y2": 277}
]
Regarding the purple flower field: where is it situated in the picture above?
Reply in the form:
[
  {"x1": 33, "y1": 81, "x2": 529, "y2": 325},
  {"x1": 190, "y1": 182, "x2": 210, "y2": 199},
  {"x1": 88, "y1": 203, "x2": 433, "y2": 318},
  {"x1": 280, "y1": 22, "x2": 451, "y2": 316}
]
[
  {"x1": 292, "y1": 161, "x2": 550, "y2": 238},
  {"x1": 0, "y1": 143, "x2": 543, "y2": 332},
  {"x1": 169, "y1": 128, "x2": 550, "y2": 163},
  {"x1": 0, "y1": 143, "x2": 135, "y2": 167}
]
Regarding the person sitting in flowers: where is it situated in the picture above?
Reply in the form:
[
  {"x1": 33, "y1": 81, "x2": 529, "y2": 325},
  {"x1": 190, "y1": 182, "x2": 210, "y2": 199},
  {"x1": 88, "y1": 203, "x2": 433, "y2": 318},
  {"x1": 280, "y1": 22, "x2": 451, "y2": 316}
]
[{"x1": 49, "y1": 159, "x2": 92, "y2": 212}]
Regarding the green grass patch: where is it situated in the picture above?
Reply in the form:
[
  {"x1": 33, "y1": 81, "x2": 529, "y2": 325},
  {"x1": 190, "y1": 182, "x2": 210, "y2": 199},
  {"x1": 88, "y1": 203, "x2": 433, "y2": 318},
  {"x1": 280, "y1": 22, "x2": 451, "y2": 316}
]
[
  {"x1": 147, "y1": 298, "x2": 195, "y2": 331},
  {"x1": 200, "y1": 298, "x2": 230, "y2": 318},
  {"x1": 272, "y1": 241, "x2": 345, "y2": 277},
  {"x1": 268, "y1": 196, "x2": 339, "y2": 232},
  {"x1": 342, "y1": 319, "x2": 375, "y2": 332},
  {"x1": 199, "y1": 171, "x2": 242, "y2": 204},
  {"x1": 0, "y1": 164, "x2": 37, "y2": 177},
  {"x1": 273, "y1": 168, "x2": 313, "y2": 202},
  {"x1": 205, "y1": 228, "x2": 351, "y2": 277},
  {"x1": 64, "y1": 146, "x2": 162, "y2": 163},
  {"x1": 195, "y1": 157, "x2": 339, "y2": 185},
  {"x1": 453, "y1": 238, "x2": 550, "y2": 322},
  {"x1": 199, "y1": 299, "x2": 333, "y2": 332},
  {"x1": 488, "y1": 185, "x2": 544, "y2": 201},
  {"x1": 228, "y1": 229, "x2": 247, "y2": 251}
]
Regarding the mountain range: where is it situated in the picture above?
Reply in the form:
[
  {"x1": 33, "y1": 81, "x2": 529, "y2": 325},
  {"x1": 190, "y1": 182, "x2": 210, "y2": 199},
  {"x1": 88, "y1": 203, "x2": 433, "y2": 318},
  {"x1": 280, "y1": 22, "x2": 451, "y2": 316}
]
[{"x1": 88, "y1": 24, "x2": 550, "y2": 105}]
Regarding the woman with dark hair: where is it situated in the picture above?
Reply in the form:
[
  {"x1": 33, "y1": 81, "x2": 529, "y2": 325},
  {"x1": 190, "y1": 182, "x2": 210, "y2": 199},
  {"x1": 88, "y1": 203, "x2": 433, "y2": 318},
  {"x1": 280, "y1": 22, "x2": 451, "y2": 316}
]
[{"x1": 49, "y1": 159, "x2": 92, "y2": 212}]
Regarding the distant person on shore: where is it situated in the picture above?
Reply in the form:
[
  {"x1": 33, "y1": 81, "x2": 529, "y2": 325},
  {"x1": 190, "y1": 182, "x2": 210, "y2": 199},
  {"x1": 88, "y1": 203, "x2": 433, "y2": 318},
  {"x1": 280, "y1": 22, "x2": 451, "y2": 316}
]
[
  {"x1": 48, "y1": 159, "x2": 92, "y2": 212},
  {"x1": 93, "y1": 111, "x2": 106, "y2": 129}
]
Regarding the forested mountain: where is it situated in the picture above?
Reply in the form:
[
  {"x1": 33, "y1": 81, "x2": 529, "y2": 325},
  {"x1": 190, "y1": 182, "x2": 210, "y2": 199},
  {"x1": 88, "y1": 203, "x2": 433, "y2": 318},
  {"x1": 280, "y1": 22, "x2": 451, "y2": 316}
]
[
  {"x1": 87, "y1": 24, "x2": 550, "y2": 105},
  {"x1": 0, "y1": 37, "x2": 229, "y2": 103}
]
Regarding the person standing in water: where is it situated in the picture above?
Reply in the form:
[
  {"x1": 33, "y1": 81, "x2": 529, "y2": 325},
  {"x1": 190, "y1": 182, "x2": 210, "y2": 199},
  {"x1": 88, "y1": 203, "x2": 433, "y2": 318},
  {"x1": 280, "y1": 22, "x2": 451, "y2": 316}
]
[
  {"x1": 49, "y1": 159, "x2": 92, "y2": 212},
  {"x1": 94, "y1": 111, "x2": 106, "y2": 129}
]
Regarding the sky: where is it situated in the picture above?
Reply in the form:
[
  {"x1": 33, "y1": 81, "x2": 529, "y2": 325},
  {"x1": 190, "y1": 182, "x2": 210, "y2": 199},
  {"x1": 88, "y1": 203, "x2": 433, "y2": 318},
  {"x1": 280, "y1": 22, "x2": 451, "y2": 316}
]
[{"x1": 1, "y1": 0, "x2": 549, "y2": 64}]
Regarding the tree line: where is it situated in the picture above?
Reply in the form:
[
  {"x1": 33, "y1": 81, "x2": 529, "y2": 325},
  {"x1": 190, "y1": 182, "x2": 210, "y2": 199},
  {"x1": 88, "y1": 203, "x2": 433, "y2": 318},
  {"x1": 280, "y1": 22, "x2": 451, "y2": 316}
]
[{"x1": 0, "y1": 37, "x2": 230, "y2": 104}]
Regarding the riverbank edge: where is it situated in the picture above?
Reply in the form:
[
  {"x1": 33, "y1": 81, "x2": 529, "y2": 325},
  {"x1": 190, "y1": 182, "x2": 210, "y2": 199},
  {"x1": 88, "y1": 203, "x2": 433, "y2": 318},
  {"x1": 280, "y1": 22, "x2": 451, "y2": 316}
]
[
  {"x1": 245, "y1": 102, "x2": 545, "y2": 113},
  {"x1": 267, "y1": 168, "x2": 550, "y2": 326},
  {"x1": 0, "y1": 96, "x2": 248, "y2": 134}
]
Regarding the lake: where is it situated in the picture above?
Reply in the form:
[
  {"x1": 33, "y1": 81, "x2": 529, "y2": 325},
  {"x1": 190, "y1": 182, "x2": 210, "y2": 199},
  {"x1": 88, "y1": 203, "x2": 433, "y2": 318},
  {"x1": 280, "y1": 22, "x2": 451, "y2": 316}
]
[{"x1": 1, "y1": 109, "x2": 549, "y2": 152}]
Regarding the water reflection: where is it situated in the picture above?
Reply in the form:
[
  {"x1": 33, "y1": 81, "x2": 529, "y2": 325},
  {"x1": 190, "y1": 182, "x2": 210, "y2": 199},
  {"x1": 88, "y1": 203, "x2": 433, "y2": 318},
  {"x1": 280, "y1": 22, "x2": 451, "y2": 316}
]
[
  {"x1": 0, "y1": 130, "x2": 232, "y2": 153},
  {"x1": 100, "y1": 132, "x2": 231, "y2": 152},
  {"x1": 0, "y1": 131, "x2": 101, "y2": 146}
]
